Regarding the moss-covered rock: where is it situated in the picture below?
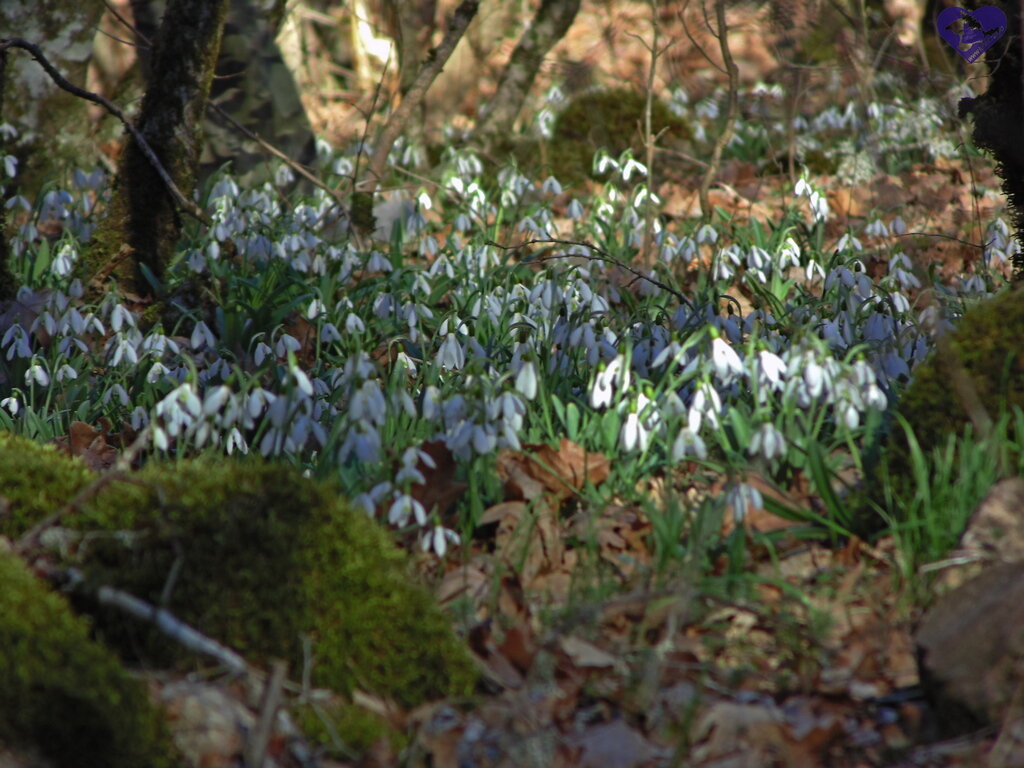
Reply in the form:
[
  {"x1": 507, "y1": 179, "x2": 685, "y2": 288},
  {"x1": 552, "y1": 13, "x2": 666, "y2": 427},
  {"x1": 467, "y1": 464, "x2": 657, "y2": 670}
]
[
  {"x1": 495, "y1": 87, "x2": 690, "y2": 187},
  {"x1": 0, "y1": 434, "x2": 476, "y2": 724},
  {"x1": 0, "y1": 548, "x2": 177, "y2": 768},
  {"x1": 863, "y1": 284, "x2": 1024, "y2": 523},
  {"x1": 0, "y1": 431, "x2": 95, "y2": 537}
]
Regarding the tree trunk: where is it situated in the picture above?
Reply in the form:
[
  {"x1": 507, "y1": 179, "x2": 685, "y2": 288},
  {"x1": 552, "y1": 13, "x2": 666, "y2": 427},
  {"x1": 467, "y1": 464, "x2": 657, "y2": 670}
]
[
  {"x1": 473, "y1": 0, "x2": 581, "y2": 139},
  {"x1": 958, "y1": 0, "x2": 1024, "y2": 280},
  {"x1": 84, "y1": 0, "x2": 229, "y2": 298},
  {"x1": 0, "y1": 0, "x2": 107, "y2": 196}
]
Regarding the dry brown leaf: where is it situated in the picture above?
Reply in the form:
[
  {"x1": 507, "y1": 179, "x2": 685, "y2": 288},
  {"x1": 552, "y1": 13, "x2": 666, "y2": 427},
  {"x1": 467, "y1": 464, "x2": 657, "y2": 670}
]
[
  {"x1": 53, "y1": 420, "x2": 118, "y2": 472},
  {"x1": 405, "y1": 440, "x2": 468, "y2": 519},
  {"x1": 496, "y1": 438, "x2": 610, "y2": 503}
]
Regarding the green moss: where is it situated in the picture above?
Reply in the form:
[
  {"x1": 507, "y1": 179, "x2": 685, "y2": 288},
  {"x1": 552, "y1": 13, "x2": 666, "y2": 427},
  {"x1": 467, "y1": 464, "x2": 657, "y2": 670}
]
[
  {"x1": 864, "y1": 284, "x2": 1024, "y2": 522},
  {"x1": 0, "y1": 549, "x2": 177, "y2": 768},
  {"x1": 0, "y1": 437, "x2": 477, "y2": 754},
  {"x1": 0, "y1": 431, "x2": 95, "y2": 537}
]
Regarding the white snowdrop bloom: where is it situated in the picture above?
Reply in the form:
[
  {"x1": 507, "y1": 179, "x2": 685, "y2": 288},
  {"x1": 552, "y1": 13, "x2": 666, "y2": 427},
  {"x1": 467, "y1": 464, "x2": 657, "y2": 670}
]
[
  {"x1": 725, "y1": 482, "x2": 764, "y2": 522},
  {"x1": 350, "y1": 380, "x2": 387, "y2": 424},
  {"x1": 515, "y1": 360, "x2": 538, "y2": 400},
  {"x1": 54, "y1": 363, "x2": 78, "y2": 382},
  {"x1": 864, "y1": 219, "x2": 889, "y2": 238},
  {"x1": 671, "y1": 427, "x2": 707, "y2": 461},
  {"x1": 320, "y1": 322, "x2": 342, "y2": 344},
  {"x1": 621, "y1": 157, "x2": 647, "y2": 181},
  {"x1": 254, "y1": 342, "x2": 273, "y2": 366},
  {"x1": 472, "y1": 424, "x2": 497, "y2": 455},
  {"x1": 339, "y1": 423, "x2": 381, "y2": 463},
  {"x1": 749, "y1": 422, "x2": 787, "y2": 462},
  {"x1": 688, "y1": 381, "x2": 722, "y2": 433},
  {"x1": 837, "y1": 233, "x2": 863, "y2": 252},
  {"x1": 889, "y1": 292, "x2": 911, "y2": 314},
  {"x1": 567, "y1": 198, "x2": 584, "y2": 219},
  {"x1": 366, "y1": 251, "x2": 393, "y2": 272},
  {"x1": 864, "y1": 381, "x2": 888, "y2": 411},
  {"x1": 777, "y1": 237, "x2": 801, "y2": 269},
  {"x1": 747, "y1": 246, "x2": 771, "y2": 272},
  {"x1": 146, "y1": 361, "x2": 169, "y2": 384},
  {"x1": 805, "y1": 258, "x2": 825, "y2": 282},
  {"x1": 620, "y1": 408, "x2": 651, "y2": 453},
  {"x1": 290, "y1": 365, "x2": 314, "y2": 396},
  {"x1": 422, "y1": 526, "x2": 460, "y2": 557},
  {"x1": 202, "y1": 385, "x2": 232, "y2": 417},
  {"x1": 247, "y1": 387, "x2": 275, "y2": 419},
  {"x1": 191, "y1": 320, "x2": 215, "y2": 350},
  {"x1": 52, "y1": 242, "x2": 75, "y2": 276},
  {"x1": 1, "y1": 395, "x2": 20, "y2": 415},
  {"x1": 344, "y1": 312, "x2": 366, "y2": 334},
  {"x1": 437, "y1": 333, "x2": 466, "y2": 371},
  {"x1": 809, "y1": 191, "x2": 829, "y2": 222},
  {"x1": 696, "y1": 224, "x2": 718, "y2": 244},
  {"x1": 891, "y1": 216, "x2": 907, "y2": 235},
  {"x1": 591, "y1": 355, "x2": 629, "y2": 409},
  {"x1": 306, "y1": 298, "x2": 326, "y2": 320},
  {"x1": 108, "y1": 334, "x2": 139, "y2": 367},
  {"x1": 422, "y1": 386, "x2": 442, "y2": 421},
  {"x1": 388, "y1": 493, "x2": 427, "y2": 527},
  {"x1": 757, "y1": 350, "x2": 787, "y2": 390},
  {"x1": 153, "y1": 426, "x2": 170, "y2": 451},
  {"x1": 25, "y1": 363, "x2": 49, "y2": 387},
  {"x1": 794, "y1": 177, "x2": 811, "y2": 197},
  {"x1": 275, "y1": 333, "x2": 300, "y2": 357},
  {"x1": 224, "y1": 427, "x2": 247, "y2": 455},
  {"x1": 838, "y1": 400, "x2": 860, "y2": 430},
  {"x1": 187, "y1": 250, "x2": 206, "y2": 273},
  {"x1": 711, "y1": 337, "x2": 744, "y2": 384}
]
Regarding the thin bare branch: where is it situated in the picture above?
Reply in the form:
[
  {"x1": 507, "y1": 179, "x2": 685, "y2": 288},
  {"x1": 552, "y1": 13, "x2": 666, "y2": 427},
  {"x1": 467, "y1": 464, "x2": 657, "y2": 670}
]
[
  {"x1": 486, "y1": 236, "x2": 695, "y2": 310},
  {"x1": 0, "y1": 37, "x2": 210, "y2": 226}
]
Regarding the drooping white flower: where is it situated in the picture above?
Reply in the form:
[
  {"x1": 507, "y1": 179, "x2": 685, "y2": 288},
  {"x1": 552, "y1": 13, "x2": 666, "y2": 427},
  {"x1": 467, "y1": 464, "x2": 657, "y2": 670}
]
[
  {"x1": 671, "y1": 427, "x2": 707, "y2": 461},
  {"x1": 748, "y1": 422, "x2": 787, "y2": 462},
  {"x1": 711, "y1": 337, "x2": 744, "y2": 384}
]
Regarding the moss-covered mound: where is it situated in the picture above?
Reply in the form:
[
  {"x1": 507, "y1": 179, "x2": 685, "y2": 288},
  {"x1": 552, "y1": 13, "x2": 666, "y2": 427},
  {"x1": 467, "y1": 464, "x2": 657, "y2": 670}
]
[
  {"x1": 75, "y1": 457, "x2": 478, "y2": 706},
  {"x1": 0, "y1": 433, "x2": 477, "y2": 752},
  {"x1": 864, "y1": 283, "x2": 1024, "y2": 521},
  {"x1": 493, "y1": 87, "x2": 689, "y2": 186},
  {"x1": 0, "y1": 548, "x2": 177, "y2": 768},
  {"x1": 548, "y1": 88, "x2": 689, "y2": 185}
]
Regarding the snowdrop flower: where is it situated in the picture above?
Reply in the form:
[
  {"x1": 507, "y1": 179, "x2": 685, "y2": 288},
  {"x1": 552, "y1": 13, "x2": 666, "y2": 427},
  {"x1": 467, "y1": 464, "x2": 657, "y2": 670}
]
[
  {"x1": 749, "y1": 422, "x2": 787, "y2": 462},
  {"x1": 191, "y1": 320, "x2": 215, "y2": 351},
  {"x1": 515, "y1": 360, "x2": 538, "y2": 400},
  {"x1": 809, "y1": 191, "x2": 829, "y2": 222},
  {"x1": 696, "y1": 224, "x2": 718, "y2": 244},
  {"x1": 422, "y1": 526, "x2": 460, "y2": 557},
  {"x1": 757, "y1": 350, "x2": 787, "y2": 391},
  {"x1": 567, "y1": 199, "x2": 584, "y2": 219},
  {"x1": 794, "y1": 177, "x2": 811, "y2": 197},
  {"x1": 55, "y1": 364, "x2": 78, "y2": 382},
  {"x1": 725, "y1": 482, "x2": 764, "y2": 522},
  {"x1": 437, "y1": 333, "x2": 465, "y2": 371},
  {"x1": 671, "y1": 427, "x2": 707, "y2": 461},
  {"x1": 321, "y1": 322, "x2": 342, "y2": 344},
  {"x1": 621, "y1": 157, "x2": 647, "y2": 181},
  {"x1": 25, "y1": 362, "x2": 49, "y2": 387},
  {"x1": 711, "y1": 337, "x2": 744, "y2": 385},
  {"x1": 591, "y1": 354, "x2": 629, "y2": 409},
  {"x1": 688, "y1": 381, "x2": 722, "y2": 433},
  {"x1": 225, "y1": 427, "x2": 247, "y2": 455},
  {"x1": 618, "y1": 405, "x2": 651, "y2": 454},
  {"x1": 338, "y1": 422, "x2": 381, "y2": 463},
  {"x1": 388, "y1": 493, "x2": 427, "y2": 527},
  {"x1": 1, "y1": 395, "x2": 20, "y2": 415}
]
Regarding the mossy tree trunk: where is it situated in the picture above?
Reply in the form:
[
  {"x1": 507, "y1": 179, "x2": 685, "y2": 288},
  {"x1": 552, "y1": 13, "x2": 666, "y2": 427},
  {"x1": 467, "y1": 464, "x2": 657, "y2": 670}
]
[
  {"x1": 958, "y1": 0, "x2": 1024, "y2": 280},
  {"x1": 473, "y1": 0, "x2": 582, "y2": 139},
  {"x1": 84, "y1": 0, "x2": 229, "y2": 299},
  {"x1": 0, "y1": 0, "x2": 106, "y2": 197}
]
